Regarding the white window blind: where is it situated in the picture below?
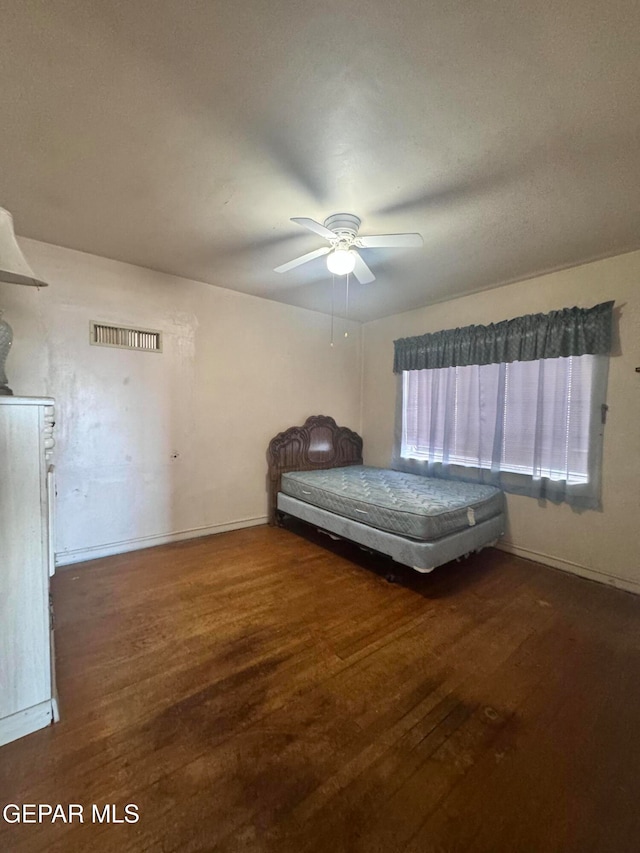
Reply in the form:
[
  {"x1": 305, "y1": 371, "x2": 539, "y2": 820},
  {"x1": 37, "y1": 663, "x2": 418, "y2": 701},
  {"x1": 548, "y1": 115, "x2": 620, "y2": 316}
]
[{"x1": 401, "y1": 355, "x2": 595, "y2": 484}]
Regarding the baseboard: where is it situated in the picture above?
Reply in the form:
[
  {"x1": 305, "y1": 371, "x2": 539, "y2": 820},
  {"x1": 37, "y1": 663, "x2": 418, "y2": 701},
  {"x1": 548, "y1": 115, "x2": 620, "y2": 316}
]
[
  {"x1": 496, "y1": 541, "x2": 640, "y2": 595},
  {"x1": 0, "y1": 701, "x2": 54, "y2": 748},
  {"x1": 55, "y1": 516, "x2": 268, "y2": 567}
]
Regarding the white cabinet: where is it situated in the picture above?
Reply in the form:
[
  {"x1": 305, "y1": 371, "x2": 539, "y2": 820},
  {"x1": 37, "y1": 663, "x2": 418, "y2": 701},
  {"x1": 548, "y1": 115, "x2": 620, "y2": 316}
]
[{"x1": 0, "y1": 396, "x2": 58, "y2": 746}]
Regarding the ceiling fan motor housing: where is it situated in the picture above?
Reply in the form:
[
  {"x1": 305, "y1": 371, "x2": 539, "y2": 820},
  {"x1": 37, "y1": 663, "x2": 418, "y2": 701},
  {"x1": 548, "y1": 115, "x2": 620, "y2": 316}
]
[{"x1": 324, "y1": 213, "x2": 361, "y2": 244}]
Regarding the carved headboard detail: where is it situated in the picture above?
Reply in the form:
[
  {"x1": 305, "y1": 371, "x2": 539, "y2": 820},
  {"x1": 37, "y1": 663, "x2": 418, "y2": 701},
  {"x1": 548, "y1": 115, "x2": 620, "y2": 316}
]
[{"x1": 266, "y1": 415, "x2": 363, "y2": 525}]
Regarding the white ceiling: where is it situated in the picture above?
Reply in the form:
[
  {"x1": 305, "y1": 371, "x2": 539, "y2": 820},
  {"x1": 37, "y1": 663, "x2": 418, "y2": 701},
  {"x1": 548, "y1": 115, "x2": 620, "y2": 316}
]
[{"x1": 1, "y1": 0, "x2": 639, "y2": 322}]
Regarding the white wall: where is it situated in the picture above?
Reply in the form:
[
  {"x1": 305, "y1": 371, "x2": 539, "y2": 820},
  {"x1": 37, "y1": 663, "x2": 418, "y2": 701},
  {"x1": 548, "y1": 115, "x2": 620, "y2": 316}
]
[
  {"x1": 0, "y1": 239, "x2": 362, "y2": 564},
  {"x1": 362, "y1": 251, "x2": 640, "y2": 592},
  {"x1": 3, "y1": 238, "x2": 638, "y2": 589}
]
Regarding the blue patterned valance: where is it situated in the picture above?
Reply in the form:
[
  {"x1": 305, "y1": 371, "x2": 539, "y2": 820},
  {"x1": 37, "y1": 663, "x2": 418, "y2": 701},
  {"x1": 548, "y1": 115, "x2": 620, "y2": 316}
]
[{"x1": 393, "y1": 301, "x2": 614, "y2": 373}]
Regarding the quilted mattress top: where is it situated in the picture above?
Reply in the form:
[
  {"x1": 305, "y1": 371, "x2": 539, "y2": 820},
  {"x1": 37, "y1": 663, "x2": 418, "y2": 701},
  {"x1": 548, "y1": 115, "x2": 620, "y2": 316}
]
[{"x1": 280, "y1": 466, "x2": 504, "y2": 542}]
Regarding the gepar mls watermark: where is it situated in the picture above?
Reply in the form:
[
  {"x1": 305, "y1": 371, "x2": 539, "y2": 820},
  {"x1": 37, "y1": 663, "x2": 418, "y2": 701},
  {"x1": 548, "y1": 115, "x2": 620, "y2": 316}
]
[{"x1": 2, "y1": 804, "x2": 139, "y2": 824}]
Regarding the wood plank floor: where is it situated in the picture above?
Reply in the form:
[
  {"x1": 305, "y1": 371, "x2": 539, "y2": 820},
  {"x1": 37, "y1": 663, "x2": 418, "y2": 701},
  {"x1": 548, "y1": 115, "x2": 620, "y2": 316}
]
[{"x1": 1, "y1": 522, "x2": 639, "y2": 853}]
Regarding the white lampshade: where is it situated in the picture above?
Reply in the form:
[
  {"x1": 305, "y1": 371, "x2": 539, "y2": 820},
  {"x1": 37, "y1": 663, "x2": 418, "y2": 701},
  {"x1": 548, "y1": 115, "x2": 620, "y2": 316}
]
[
  {"x1": 0, "y1": 208, "x2": 48, "y2": 287},
  {"x1": 326, "y1": 249, "x2": 356, "y2": 276}
]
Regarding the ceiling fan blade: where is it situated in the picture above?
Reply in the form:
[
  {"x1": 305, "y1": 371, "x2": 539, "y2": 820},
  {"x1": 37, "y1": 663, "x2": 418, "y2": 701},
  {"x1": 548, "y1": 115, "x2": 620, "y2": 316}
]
[
  {"x1": 291, "y1": 217, "x2": 336, "y2": 241},
  {"x1": 358, "y1": 233, "x2": 423, "y2": 248},
  {"x1": 274, "y1": 246, "x2": 331, "y2": 273},
  {"x1": 352, "y1": 251, "x2": 376, "y2": 284}
]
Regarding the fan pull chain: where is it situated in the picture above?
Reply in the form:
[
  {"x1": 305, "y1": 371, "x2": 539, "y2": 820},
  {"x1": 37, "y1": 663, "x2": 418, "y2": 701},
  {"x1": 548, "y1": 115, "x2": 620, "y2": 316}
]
[
  {"x1": 344, "y1": 272, "x2": 349, "y2": 338},
  {"x1": 330, "y1": 273, "x2": 335, "y2": 347}
]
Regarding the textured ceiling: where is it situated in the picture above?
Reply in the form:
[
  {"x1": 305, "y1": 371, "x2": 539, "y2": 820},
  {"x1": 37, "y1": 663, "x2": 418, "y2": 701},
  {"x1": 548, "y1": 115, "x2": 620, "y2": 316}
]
[{"x1": 1, "y1": 0, "x2": 639, "y2": 322}]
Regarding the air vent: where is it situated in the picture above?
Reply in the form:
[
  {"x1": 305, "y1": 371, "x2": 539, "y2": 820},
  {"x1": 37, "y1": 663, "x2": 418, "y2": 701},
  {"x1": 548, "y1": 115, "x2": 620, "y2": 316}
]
[{"x1": 90, "y1": 322, "x2": 162, "y2": 352}]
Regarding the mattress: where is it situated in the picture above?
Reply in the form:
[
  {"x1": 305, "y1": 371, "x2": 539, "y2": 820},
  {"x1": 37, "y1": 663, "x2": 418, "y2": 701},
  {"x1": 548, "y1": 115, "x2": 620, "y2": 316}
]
[{"x1": 280, "y1": 466, "x2": 504, "y2": 542}]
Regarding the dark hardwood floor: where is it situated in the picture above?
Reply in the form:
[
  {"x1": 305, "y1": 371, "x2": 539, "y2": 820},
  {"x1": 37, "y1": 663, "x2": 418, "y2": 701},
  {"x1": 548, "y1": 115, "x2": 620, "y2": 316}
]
[{"x1": 1, "y1": 523, "x2": 639, "y2": 853}]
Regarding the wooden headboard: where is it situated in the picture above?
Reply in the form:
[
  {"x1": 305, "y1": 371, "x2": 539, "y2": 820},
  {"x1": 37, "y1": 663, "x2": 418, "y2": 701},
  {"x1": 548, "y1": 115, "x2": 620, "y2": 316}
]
[{"x1": 266, "y1": 415, "x2": 363, "y2": 525}]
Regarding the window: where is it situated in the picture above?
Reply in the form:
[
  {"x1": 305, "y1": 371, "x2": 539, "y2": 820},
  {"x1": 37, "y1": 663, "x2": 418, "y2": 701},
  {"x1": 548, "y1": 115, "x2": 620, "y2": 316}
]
[
  {"x1": 401, "y1": 354, "x2": 596, "y2": 485},
  {"x1": 393, "y1": 301, "x2": 612, "y2": 507}
]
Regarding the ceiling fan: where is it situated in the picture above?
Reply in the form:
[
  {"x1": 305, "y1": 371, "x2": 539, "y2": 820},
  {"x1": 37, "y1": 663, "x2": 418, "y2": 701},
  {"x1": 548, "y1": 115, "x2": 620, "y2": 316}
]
[{"x1": 274, "y1": 213, "x2": 423, "y2": 284}]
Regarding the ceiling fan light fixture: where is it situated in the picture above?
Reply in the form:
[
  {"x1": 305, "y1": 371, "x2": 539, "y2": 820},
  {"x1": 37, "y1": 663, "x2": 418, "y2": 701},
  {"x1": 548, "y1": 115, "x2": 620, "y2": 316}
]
[
  {"x1": 326, "y1": 249, "x2": 355, "y2": 276},
  {"x1": 275, "y1": 214, "x2": 422, "y2": 284}
]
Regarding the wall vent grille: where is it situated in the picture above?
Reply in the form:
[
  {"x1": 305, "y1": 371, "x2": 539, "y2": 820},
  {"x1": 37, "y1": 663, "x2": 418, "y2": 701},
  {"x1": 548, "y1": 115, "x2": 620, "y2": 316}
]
[{"x1": 90, "y1": 322, "x2": 162, "y2": 352}]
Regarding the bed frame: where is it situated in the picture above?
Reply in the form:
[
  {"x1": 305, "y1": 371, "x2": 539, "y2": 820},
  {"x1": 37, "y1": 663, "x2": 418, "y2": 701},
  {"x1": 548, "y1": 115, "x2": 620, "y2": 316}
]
[
  {"x1": 267, "y1": 415, "x2": 505, "y2": 578},
  {"x1": 267, "y1": 415, "x2": 363, "y2": 526}
]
